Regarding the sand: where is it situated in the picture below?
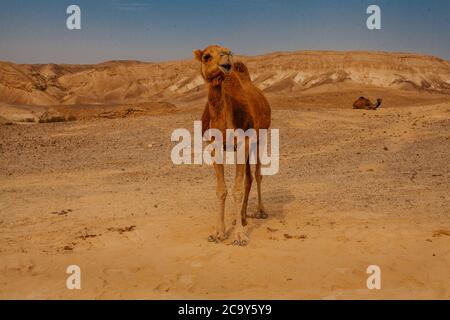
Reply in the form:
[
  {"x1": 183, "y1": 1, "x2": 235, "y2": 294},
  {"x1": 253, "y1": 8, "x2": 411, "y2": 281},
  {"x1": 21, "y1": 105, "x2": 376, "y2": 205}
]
[{"x1": 1, "y1": 99, "x2": 449, "y2": 299}]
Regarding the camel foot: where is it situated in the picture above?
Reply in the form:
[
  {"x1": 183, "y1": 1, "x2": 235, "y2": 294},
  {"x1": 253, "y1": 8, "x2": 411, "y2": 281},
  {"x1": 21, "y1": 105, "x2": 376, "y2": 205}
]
[
  {"x1": 255, "y1": 208, "x2": 268, "y2": 219},
  {"x1": 208, "y1": 231, "x2": 227, "y2": 243},
  {"x1": 231, "y1": 230, "x2": 249, "y2": 246}
]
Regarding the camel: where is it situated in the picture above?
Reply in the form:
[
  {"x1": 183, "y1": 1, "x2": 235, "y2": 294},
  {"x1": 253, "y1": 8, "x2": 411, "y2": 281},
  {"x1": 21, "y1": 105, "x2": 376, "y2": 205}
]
[
  {"x1": 353, "y1": 97, "x2": 383, "y2": 110},
  {"x1": 194, "y1": 45, "x2": 271, "y2": 246}
]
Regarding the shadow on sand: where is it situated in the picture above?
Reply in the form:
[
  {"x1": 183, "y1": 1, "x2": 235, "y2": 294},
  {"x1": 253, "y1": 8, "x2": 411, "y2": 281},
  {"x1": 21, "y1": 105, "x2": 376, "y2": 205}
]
[{"x1": 246, "y1": 187, "x2": 296, "y2": 236}]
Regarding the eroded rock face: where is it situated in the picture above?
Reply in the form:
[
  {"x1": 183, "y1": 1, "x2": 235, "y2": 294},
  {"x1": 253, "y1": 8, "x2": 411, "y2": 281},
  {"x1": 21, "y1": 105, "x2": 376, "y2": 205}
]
[
  {"x1": 31, "y1": 73, "x2": 48, "y2": 91},
  {"x1": 0, "y1": 51, "x2": 449, "y2": 106}
]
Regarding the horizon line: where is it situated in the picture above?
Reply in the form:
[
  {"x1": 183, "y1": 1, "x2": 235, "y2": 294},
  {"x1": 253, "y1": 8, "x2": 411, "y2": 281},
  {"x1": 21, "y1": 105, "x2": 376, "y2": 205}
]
[{"x1": 1, "y1": 48, "x2": 449, "y2": 66}]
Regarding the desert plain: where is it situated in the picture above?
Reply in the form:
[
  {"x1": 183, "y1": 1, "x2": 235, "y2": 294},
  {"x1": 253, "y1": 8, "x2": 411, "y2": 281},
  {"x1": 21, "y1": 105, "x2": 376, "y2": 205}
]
[{"x1": 0, "y1": 50, "x2": 449, "y2": 299}]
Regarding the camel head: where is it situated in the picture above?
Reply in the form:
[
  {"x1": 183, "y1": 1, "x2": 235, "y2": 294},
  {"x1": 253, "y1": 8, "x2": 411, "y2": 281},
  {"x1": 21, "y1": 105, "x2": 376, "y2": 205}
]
[{"x1": 194, "y1": 45, "x2": 234, "y2": 84}]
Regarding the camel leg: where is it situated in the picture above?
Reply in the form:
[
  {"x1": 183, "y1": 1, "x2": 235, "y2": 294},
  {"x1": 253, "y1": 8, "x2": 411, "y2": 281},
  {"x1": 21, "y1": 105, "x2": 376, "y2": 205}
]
[
  {"x1": 208, "y1": 163, "x2": 227, "y2": 243},
  {"x1": 255, "y1": 156, "x2": 268, "y2": 219},
  {"x1": 231, "y1": 161, "x2": 249, "y2": 246},
  {"x1": 201, "y1": 102, "x2": 210, "y2": 135},
  {"x1": 240, "y1": 159, "x2": 253, "y2": 226}
]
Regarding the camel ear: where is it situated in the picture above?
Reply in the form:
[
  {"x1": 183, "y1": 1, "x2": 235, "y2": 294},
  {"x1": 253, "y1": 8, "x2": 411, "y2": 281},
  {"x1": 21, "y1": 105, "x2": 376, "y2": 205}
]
[{"x1": 193, "y1": 49, "x2": 203, "y2": 61}]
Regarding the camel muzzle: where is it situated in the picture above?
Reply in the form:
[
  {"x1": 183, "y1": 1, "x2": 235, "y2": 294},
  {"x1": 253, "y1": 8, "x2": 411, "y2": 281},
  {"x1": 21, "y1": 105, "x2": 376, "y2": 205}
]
[{"x1": 219, "y1": 63, "x2": 233, "y2": 74}]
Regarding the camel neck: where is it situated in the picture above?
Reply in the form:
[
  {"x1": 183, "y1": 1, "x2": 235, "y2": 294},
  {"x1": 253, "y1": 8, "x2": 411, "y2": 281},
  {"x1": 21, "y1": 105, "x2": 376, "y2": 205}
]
[
  {"x1": 208, "y1": 84, "x2": 222, "y2": 110},
  {"x1": 207, "y1": 73, "x2": 244, "y2": 123},
  {"x1": 208, "y1": 73, "x2": 241, "y2": 101}
]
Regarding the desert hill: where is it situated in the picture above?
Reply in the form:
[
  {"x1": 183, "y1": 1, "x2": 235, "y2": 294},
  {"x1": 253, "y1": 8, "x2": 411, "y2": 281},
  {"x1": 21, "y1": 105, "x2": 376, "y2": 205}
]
[{"x1": 1, "y1": 51, "x2": 449, "y2": 109}]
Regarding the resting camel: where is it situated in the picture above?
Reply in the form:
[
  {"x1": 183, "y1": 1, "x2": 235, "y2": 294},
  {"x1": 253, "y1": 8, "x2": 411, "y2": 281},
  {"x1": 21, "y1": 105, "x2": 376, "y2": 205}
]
[
  {"x1": 194, "y1": 45, "x2": 271, "y2": 246},
  {"x1": 353, "y1": 97, "x2": 383, "y2": 110}
]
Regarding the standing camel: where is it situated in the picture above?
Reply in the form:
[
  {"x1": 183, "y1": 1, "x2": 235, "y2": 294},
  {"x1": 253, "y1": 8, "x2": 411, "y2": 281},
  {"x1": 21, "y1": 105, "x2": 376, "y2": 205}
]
[{"x1": 194, "y1": 45, "x2": 271, "y2": 246}]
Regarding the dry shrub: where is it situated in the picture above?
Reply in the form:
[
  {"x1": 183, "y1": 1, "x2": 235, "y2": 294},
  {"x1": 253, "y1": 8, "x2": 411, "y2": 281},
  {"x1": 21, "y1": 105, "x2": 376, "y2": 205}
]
[
  {"x1": 38, "y1": 116, "x2": 67, "y2": 123},
  {"x1": 18, "y1": 117, "x2": 36, "y2": 123}
]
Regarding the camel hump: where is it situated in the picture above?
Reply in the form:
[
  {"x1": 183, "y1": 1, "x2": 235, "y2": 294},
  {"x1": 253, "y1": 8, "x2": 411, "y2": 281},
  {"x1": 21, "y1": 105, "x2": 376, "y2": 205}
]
[
  {"x1": 353, "y1": 97, "x2": 368, "y2": 109},
  {"x1": 233, "y1": 61, "x2": 252, "y2": 82}
]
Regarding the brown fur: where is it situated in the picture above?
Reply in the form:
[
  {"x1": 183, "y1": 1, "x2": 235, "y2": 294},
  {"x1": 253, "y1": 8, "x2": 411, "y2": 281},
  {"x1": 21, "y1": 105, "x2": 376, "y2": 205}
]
[
  {"x1": 194, "y1": 45, "x2": 271, "y2": 246},
  {"x1": 201, "y1": 61, "x2": 254, "y2": 134},
  {"x1": 353, "y1": 97, "x2": 383, "y2": 110}
]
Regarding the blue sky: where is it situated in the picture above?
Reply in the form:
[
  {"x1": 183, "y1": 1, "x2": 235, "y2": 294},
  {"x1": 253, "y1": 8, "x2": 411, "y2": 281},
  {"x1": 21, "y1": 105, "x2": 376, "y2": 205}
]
[{"x1": 0, "y1": 0, "x2": 449, "y2": 63}]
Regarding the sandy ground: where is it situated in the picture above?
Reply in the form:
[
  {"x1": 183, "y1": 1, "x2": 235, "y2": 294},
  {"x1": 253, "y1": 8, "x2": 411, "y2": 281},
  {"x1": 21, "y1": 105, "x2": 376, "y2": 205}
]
[{"x1": 0, "y1": 102, "x2": 449, "y2": 299}]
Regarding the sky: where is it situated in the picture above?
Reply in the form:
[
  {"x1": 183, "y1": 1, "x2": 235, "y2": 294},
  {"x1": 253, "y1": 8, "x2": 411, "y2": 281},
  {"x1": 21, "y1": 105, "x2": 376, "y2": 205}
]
[{"x1": 0, "y1": 0, "x2": 449, "y2": 64}]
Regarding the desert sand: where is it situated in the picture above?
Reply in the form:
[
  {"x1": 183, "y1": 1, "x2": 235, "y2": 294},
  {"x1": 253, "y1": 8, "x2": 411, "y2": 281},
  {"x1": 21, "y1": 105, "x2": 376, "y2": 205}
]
[{"x1": 0, "y1": 50, "x2": 449, "y2": 299}]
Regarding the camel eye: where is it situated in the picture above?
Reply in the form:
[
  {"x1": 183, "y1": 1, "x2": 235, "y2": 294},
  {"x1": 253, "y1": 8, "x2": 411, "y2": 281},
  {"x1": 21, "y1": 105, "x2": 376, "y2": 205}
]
[{"x1": 203, "y1": 54, "x2": 211, "y2": 62}]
